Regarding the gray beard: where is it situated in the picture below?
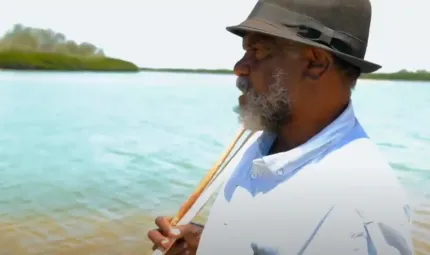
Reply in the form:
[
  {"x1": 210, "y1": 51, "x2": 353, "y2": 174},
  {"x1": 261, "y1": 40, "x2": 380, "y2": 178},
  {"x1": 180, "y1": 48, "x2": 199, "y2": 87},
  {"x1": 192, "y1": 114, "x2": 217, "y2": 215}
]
[{"x1": 237, "y1": 69, "x2": 293, "y2": 132}]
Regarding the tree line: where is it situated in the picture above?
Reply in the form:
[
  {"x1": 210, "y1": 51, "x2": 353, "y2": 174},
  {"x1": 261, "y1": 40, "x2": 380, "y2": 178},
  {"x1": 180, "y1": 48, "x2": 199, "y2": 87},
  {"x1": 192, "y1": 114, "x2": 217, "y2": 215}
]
[
  {"x1": 0, "y1": 24, "x2": 138, "y2": 71},
  {"x1": 0, "y1": 24, "x2": 105, "y2": 57}
]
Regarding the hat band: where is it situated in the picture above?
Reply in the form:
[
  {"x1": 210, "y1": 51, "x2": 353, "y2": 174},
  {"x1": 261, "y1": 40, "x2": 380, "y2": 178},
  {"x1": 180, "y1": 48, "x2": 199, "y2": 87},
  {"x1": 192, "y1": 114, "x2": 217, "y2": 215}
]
[{"x1": 247, "y1": 1, "x2": 366, "y2": 58}]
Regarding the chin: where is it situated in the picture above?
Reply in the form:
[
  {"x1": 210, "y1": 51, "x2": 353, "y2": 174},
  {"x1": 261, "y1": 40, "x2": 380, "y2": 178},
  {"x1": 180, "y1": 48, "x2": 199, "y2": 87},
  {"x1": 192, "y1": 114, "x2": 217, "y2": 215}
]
[{"x1": 238, "y1": 115, "x2": 264, "y2": 132}]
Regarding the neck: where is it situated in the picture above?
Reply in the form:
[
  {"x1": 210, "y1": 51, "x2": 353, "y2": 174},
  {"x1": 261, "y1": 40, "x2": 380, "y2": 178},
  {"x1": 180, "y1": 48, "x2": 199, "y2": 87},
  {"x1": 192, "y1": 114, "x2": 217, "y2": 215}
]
[{"x1": 269, "y1": 101, "x2": 349, "y2": 154}]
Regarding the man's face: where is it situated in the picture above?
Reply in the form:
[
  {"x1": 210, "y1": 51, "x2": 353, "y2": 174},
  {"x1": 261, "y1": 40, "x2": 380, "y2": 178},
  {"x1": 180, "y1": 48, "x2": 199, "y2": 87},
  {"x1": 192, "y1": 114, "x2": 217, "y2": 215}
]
[{"x1": 234, "y1": 33, "x2": 302, "y2": 132}]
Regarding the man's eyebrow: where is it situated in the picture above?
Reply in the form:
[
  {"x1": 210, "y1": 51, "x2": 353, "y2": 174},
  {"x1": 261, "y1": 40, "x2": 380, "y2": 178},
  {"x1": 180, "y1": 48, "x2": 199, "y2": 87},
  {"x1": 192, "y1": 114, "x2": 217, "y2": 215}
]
[{"x1": 242, "y1": 37, "x2": 271, "y2": 50}]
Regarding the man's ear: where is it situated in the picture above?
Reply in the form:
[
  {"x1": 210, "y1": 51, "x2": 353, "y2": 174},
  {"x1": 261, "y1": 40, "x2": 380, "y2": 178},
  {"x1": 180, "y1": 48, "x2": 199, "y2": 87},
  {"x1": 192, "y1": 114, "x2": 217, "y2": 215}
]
[{"x1": 302, "y1": 48, "x2": 332, "y2": 80}]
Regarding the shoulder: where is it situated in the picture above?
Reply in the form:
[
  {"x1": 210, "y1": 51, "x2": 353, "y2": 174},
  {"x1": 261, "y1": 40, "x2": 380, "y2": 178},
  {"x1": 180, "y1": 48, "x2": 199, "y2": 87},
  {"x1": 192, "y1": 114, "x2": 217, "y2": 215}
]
[
  {"x1": 314, "y1": 123, "x2": 414, "y2": 254},
  {"x1": 319, "y1": 121, "x2": 404, "y2": 194},
  {"x1": 319, "y1": 121, "x2": 410, "y2": 211}
]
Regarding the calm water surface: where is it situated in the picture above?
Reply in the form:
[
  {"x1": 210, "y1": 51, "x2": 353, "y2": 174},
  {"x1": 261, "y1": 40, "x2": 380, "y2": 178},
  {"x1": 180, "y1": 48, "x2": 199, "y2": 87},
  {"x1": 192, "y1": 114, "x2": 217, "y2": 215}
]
[{"x1": 0, "y1": 71, "x2": 428, "y2": 254}]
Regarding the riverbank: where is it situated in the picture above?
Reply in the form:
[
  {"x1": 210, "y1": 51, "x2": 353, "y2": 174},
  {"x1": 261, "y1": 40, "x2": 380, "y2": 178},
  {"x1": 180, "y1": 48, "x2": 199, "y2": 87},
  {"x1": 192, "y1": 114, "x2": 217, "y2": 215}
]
[
  {"x1": 0, "y1": 51, "x2": 139, "y2": 72},
  {"x1": 139, "y1": 67, "x2": 430, "y2": 82}
]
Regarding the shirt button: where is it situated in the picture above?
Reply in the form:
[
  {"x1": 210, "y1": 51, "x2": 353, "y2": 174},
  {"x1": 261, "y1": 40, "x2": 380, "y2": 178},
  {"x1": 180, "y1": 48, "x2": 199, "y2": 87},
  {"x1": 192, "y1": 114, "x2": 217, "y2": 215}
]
[
  {"x1": 277, "y1": 169, "x2": 284, "y2": 175},
  {"x1": 251, "y1": 172, "x2": 258, "y2": 179}
]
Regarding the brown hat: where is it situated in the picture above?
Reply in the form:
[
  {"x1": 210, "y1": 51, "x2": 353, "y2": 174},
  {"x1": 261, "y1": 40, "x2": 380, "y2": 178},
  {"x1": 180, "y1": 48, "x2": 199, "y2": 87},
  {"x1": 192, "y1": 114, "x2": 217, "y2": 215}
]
[{"x1": 226, "y1": 0, "x2": 381, "y2": 73}]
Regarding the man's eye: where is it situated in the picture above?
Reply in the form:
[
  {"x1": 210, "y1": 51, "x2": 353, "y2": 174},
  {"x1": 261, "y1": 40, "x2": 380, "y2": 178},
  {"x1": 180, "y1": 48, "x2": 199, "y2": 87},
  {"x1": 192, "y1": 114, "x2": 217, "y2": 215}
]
[
  {"x1": 255, "y1": 48, "x2": 269, "y2": 59},
  {"x1": 245, "y1": 47, "x2": 268, "y2": 59}
]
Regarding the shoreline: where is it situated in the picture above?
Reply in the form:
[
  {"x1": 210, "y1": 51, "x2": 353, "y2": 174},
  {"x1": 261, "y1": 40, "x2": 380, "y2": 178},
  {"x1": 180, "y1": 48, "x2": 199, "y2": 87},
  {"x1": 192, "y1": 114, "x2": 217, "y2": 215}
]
[
  {"x1": 139, "y1": 68, "x2": 430, "y2": 82},
  {"x1": 1, "y1": 66, "x2": 429, "y2": 82}
]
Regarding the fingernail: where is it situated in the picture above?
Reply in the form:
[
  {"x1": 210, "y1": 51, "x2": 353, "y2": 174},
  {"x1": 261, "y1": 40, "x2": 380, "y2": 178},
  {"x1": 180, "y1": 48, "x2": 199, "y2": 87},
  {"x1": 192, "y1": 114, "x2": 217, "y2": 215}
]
[
  {"x1": 170, "y1": 228, "x2": 181, "y2": 236},
  {"x1": 183, "y1": 242, "x2": 188, "y2": 249}
]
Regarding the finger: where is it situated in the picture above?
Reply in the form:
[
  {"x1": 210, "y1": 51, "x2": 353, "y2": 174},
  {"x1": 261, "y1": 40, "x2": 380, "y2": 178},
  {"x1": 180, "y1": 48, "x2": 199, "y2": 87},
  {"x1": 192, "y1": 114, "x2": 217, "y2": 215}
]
[
  {"x1": 147, "y1": 229, "x2": 170, "y2": 249},
  {"x1": 155, "y1": 216, "x2": 174, "y2": 235},
  {"x1": 155, "y1": 217, "x2": 185, "y2": 239},
  {"x1": 166, "y1": 239, "x2": 188, "y2": 255}
]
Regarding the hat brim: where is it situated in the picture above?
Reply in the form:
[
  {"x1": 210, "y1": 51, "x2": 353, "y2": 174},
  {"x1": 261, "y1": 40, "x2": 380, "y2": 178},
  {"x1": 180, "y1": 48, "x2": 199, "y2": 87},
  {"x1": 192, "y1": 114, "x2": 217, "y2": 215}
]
[{"x1": 226, "y1": 19, "x2": 381, "y2": 74}]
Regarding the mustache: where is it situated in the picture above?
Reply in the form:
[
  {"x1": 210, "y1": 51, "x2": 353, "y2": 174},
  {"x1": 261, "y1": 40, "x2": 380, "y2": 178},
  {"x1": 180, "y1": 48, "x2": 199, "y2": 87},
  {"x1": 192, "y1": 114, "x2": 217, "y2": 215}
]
[{"x1": 236, "y1": 76, "x2": 250, "y2": 93}]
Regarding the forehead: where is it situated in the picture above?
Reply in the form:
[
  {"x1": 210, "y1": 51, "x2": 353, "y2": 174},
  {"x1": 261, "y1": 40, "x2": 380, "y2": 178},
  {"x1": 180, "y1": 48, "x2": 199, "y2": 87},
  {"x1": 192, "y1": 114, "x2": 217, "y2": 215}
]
[
  {"x1": 242, "y1": 32, "x2": 276, "y2": 48},
  {"x1": 241, "y1": 32, "x2": 296, "y2": 49}
]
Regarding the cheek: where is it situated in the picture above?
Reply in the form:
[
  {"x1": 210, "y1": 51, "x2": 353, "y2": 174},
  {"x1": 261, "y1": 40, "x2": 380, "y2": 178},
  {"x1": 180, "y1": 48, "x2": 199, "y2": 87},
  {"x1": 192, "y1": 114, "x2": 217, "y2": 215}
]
[
  {"x1": 281, "y1": 61, "x2": 303, "y2": 91},
  {"x1": 248, "y1": 54, "x2": 291, "y2": 94},
  {"x1": 285, "y1": 77, "x2": 306, "y2": 109},
  {"x1": 250, "y1": 66, "x2": 279, "y2": 94},
  {"x1": 249, "y1": 71, "x2": 267, "y2": 94}
]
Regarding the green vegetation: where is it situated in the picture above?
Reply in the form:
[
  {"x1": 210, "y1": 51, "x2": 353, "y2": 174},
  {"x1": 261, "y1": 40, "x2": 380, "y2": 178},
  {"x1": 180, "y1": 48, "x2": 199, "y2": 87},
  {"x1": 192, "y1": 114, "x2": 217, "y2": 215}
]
[
  {"x1": 140, "y1": 68, "x2": 430, "y2": 82},
  {"x1": 0, "y1": 24, "x2": 138, "y2": 72},
  {"x1": 360, "y1": 69, "x2": 430, "y2": 82},
  {"x1": 0, "y1": 51, "x2": 138, "y2": 71}
]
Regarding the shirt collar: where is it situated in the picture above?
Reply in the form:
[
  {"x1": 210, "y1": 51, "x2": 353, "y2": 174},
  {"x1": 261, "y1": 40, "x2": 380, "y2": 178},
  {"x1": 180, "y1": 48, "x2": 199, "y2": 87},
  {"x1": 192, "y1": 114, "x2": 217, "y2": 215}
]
[{"x1": 252, "y1": 102, "x2": 357, "y2": 177}]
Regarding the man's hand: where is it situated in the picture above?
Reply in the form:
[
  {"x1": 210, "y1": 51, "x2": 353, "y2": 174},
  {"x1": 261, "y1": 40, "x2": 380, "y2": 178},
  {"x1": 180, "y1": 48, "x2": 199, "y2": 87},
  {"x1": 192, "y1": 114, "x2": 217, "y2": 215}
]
[{"x1": 147, "y1": 216, "x2": 204, "y2": 255}]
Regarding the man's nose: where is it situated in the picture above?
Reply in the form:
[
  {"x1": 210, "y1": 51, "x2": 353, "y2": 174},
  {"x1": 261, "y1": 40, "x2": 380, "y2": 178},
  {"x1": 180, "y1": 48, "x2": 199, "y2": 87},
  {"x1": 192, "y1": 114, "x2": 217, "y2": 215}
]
[{"x1": 233, "y1": 59, "x2": 250, "y2": 76}]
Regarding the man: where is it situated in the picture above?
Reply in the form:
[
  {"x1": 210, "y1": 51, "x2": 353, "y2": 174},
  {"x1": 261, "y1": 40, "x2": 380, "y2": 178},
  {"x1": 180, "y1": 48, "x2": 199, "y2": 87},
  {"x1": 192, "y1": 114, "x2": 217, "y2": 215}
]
[{"x1": 147, "y1": 0, "x2": 414, "y2": 254}]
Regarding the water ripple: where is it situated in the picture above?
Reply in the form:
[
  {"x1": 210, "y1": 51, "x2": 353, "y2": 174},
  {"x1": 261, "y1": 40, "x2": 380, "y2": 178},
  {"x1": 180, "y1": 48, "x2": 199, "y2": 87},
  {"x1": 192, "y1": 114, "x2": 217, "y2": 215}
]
[{"x1": 0, "y1": 73, "x2": 428, "y2": 254}]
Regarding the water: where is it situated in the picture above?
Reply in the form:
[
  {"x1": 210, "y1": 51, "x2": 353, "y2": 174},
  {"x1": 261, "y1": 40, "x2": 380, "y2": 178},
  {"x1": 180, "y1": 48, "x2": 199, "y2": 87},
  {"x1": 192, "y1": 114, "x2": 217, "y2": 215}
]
[{"x1": 0, "y1": 70, "x2": 428, "y2": 254}]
